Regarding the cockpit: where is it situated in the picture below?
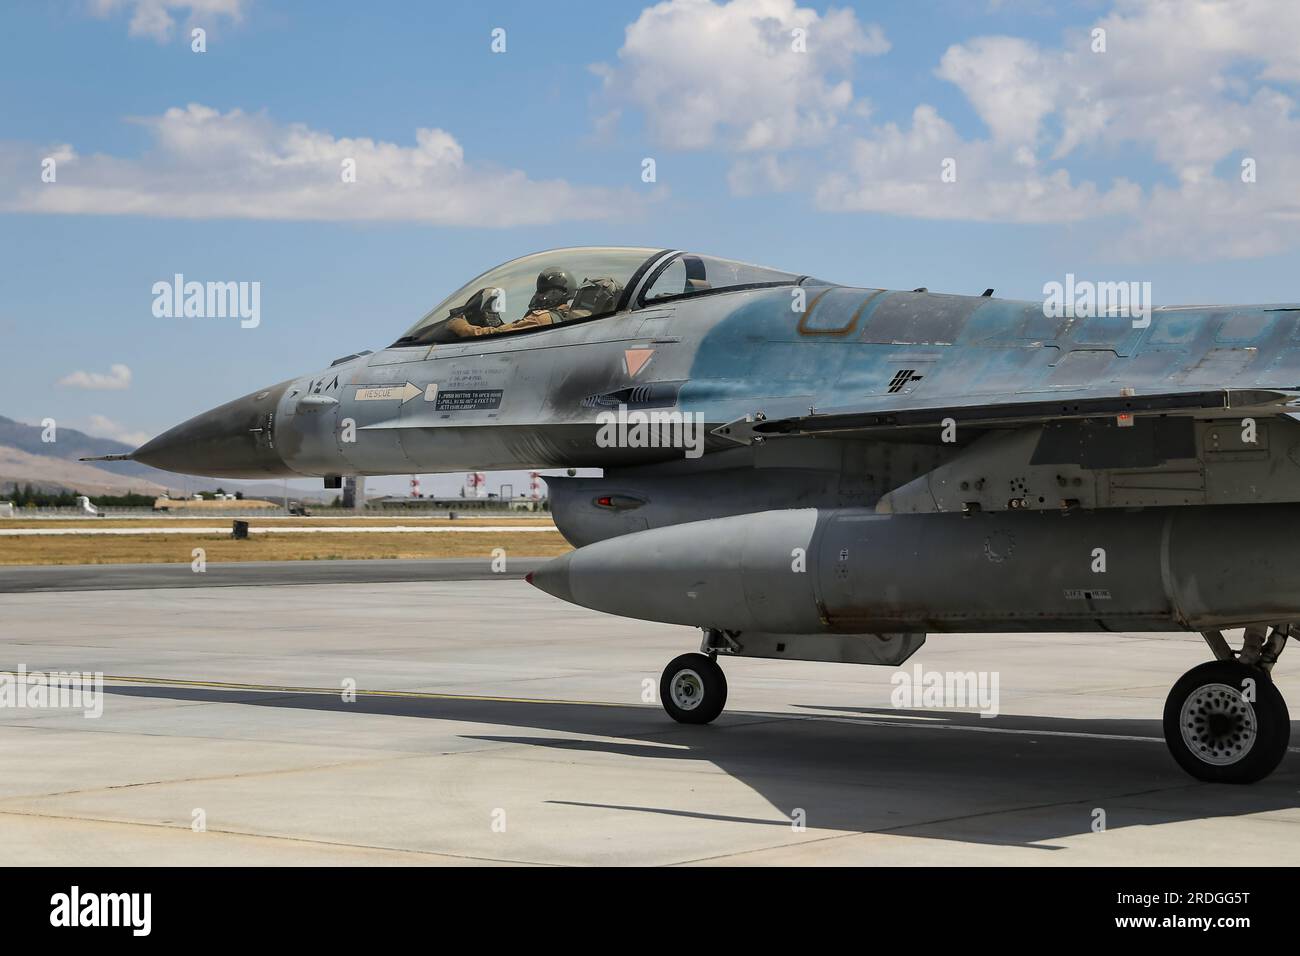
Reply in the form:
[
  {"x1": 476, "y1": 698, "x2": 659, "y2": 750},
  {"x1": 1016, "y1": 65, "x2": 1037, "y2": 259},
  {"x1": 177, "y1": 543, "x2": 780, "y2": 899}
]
[{"x1": 391, "y1": 247, "x2": 802, "y2": 346}]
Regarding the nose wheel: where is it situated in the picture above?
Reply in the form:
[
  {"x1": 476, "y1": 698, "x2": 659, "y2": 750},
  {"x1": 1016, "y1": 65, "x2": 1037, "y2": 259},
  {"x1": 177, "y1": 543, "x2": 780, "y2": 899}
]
[
  {"x1": 660, "y1": 653, "x2": 728, "y2": 724},
  {"x1": 1163, "y1": 659, "x2": 1290, "y2": 783}
]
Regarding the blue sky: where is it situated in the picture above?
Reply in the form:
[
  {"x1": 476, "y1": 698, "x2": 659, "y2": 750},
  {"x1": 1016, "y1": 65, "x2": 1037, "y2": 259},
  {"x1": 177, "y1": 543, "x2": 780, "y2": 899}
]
[{"x1": 4, "y1": 0, "x2": 1300, "y2": 494}]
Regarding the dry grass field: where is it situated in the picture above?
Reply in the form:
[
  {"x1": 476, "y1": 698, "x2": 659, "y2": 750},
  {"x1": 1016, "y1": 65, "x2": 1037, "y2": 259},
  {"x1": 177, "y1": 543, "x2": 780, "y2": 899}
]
[{"x1": 0, "y1": 517, "x2": 571, "y2": 565}]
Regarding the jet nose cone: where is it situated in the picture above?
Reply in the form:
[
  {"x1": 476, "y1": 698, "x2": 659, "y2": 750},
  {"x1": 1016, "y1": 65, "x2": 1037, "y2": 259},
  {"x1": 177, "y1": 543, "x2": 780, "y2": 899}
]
[
  {"x1": 525, "y1": 552, "x2": 574, "y2": 605},
  {"x1": 132, "y1": 381, "x2": 294, "y2": 478}
]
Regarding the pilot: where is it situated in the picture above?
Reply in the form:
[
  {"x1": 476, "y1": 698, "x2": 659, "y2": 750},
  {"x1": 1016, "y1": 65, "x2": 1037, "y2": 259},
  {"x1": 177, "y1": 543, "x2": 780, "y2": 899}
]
[
  {"x1": 445, "y1": 287, "x2": 507, "y2": 338},
  {"x1": 472, "y1": 267, "x2": 578, "y2": 336},
  {"x1": 512, "y1": 267, "x2": 577, "y2": 330},
  {"x1": 497, "y1": 276, "x2": 624, "y2": 331}
]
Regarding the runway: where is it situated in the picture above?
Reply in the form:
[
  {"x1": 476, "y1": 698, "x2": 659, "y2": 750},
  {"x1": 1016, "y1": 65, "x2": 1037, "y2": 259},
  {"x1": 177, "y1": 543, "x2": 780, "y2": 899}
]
[
  {"x1": 0, "y1": 558, "x2": 544, "y2": 592},
  {"x1": 1, "y1": 562, "x2": 1297, "y2": 865}
]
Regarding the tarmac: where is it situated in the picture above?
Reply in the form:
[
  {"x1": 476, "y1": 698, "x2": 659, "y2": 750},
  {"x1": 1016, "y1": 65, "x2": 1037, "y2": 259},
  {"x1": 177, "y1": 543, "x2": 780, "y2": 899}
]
[
  {"x1": 1, "y1": 559, "x2": 1297, "y2": 866},
  {"x1": 0, "y1": 559, "x2": 546, "y2": 592}
]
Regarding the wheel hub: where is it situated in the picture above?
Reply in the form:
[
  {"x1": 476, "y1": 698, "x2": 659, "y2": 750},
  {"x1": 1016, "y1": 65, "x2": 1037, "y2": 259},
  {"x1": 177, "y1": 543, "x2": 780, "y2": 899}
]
[
  {"x1": 1180, "y1": 682, "x2": 1256, "y2": 766},
  {"x1": 670, "y1": 669, "x2": 704, "y2": 711}
]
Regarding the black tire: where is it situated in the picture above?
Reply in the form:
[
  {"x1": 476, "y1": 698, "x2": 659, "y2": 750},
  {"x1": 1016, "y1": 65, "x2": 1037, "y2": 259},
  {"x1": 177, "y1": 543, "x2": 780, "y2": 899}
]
[
  {"x1": 660, "y1": 653, "x2": 728, "y2": 724},
  {"x1": 1163, "y1": 660, "x2": 1290, "y2": 784}
]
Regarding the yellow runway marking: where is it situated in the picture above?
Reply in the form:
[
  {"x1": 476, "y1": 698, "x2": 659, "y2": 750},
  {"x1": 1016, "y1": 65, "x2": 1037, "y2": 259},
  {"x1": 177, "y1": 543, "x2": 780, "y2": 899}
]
[{"x1": 86, "y1": 674, "x2": 631, "y2": 709}]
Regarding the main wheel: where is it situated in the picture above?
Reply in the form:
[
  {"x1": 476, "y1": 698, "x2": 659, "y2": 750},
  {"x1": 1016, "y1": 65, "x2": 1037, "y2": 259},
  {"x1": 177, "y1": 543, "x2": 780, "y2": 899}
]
[
  {"x1": 1163, "y1": 660, "x2": 1290, "y2": 783},
  {"x1": 660, "y1": 653, "x2": 728, "y2": 724}
]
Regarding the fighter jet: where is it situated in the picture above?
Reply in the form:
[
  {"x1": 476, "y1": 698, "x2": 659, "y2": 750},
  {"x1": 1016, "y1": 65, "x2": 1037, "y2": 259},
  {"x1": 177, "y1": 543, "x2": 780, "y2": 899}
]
[{"x1": 91, "y1": 245, "x2": 1300, "y2": 784}]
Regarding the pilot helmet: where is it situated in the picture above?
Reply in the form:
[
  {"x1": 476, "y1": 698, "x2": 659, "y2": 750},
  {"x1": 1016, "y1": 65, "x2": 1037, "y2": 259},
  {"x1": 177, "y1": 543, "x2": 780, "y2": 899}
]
[
  {"x1": 449, "y1": 287, "x2": 505, "y2": 328},
  {"x1": 529, "y1": 267, "x2": 577, "y2": 312}
]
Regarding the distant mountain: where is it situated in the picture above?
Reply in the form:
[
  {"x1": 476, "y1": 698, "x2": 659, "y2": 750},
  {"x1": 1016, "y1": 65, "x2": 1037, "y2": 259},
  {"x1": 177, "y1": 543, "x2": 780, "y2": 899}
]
[
  {"x1": 0, "y1": 416, "x2": 324, "y2": 499},
  {"x1": 0, "y1": 445, "x2": 169, "y2": 497},
  {"x1": 0, "y1": 415, "x2": 169, "y2": 483},
  {"x1": 0, "y1": 415, "x2": 537, "y2": 502}
]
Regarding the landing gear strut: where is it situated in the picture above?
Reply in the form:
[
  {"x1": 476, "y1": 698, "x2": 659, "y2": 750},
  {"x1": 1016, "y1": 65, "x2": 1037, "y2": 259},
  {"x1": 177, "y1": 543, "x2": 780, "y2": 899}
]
[{"x1": 1163, "y1": 626, "x2": 1292, "y2": 783}]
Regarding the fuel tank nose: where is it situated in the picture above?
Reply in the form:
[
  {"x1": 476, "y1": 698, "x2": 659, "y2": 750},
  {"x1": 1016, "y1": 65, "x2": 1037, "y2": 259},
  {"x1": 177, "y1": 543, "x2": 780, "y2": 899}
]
[
  {"x1": 525, "y1": 553, "x2": 575, "y2": 605},
  {"x1": 130, "y1": 380, "x2": 295, "y2": 478}
]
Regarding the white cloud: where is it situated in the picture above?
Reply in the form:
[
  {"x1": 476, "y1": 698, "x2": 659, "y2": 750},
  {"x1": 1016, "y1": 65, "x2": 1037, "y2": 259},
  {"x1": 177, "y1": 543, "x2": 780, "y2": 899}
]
[
  {"x1": 595, "y1": 0, "x2": 888, "y2": 151},
  {"x1": 930, "y1": 0, "x2": 1300, "y2": 254},
  {"x1": 57, "y1": 364, "x2": 133, "y2": 390},
  {"x1": 932, "y1": 3, "x2": 1300, "y2": 184},
  {"x1": 1, "y1": 104, "x2": 643, "y2": 226},
  {"x1": 730, "y1": 0, "x2": 1300, "y2": 258},
  {"x1": 84, "y1": 414, "x2": 151, "y2": 448},
  {"x1": 88, "y1": 0, "x2": 249, "y2": 42},
  {"x1": 815, "y1": 105, "x2": 1142, "y2": 223},
  {"x1": 727, "y1": 154, "x2": 806, "y2": 196},
  {"x1": 935, "y1": 37, "x2": 1059, "y2": 146}
]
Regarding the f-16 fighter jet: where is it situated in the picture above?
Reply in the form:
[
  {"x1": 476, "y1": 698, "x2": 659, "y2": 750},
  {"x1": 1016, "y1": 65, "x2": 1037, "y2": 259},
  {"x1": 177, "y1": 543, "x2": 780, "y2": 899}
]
[{"x1": 93, "y1": 246, "x2": 1300, "y2": 783}]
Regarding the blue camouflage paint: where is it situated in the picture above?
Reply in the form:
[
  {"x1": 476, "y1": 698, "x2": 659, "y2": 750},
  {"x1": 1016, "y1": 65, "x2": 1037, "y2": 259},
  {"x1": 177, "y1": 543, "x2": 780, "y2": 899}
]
[{"x1": 683, "y1": 286, "x2": 1300, "y2": 422}]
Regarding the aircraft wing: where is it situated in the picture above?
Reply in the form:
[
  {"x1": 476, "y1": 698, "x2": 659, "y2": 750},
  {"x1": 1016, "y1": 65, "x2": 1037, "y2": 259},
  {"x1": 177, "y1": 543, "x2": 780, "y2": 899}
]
[{"x1": 713, "y1": 387, "x2": 1300, "y2": 444}]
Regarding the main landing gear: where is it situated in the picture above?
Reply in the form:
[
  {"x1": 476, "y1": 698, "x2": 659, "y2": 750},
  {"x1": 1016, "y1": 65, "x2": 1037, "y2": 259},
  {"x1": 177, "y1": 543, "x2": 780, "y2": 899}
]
[
  {"x1": 660, "y1": 625, "x2": 1293, "y2": 784},
  {"x1": 1164, "y1": 625, "x2": 1292, "y2": 784}
]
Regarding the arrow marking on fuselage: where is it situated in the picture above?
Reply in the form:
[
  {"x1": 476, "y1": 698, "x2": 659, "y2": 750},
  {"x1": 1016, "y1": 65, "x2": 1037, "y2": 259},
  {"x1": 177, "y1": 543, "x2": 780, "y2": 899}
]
[{"x1": 355, "y1": 382, "x2": 422, "y2": 404}]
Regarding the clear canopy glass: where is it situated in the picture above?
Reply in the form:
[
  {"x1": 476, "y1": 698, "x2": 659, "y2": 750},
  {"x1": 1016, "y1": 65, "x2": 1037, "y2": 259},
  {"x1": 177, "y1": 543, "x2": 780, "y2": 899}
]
[
  {"x1": 641, "y1": 254, "x2": 798, "y2": 304},
  {"x1": 391, "y1": 247, "x2": 804, "y2": 346},
  {"x1": 394, "y1": 247, "x2": 660, "y2": 346}
]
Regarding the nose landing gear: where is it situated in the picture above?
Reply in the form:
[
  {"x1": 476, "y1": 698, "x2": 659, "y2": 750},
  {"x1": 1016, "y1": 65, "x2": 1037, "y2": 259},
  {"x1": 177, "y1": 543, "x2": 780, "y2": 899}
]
[
  {"x1": 1163, "y1": 626, "x2": 1292, "y2": 783},
  {"x1": 660, "y1": 652, "x2": 728, "y2": 724}
]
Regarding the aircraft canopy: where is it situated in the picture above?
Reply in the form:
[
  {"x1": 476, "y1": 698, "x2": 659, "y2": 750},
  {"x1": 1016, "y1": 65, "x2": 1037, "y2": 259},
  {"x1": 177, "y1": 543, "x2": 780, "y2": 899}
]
[{"x1": 393, "y1": 247, "x2": 800, "y2": 346}]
